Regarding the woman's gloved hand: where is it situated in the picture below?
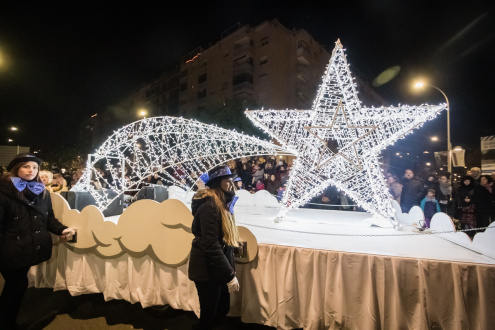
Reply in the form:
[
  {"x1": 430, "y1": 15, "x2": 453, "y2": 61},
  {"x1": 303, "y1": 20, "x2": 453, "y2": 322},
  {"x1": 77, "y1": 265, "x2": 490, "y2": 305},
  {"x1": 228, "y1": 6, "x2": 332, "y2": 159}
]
[{"x1": 227, "y1": 276, "x2": 239, "y2": 293}]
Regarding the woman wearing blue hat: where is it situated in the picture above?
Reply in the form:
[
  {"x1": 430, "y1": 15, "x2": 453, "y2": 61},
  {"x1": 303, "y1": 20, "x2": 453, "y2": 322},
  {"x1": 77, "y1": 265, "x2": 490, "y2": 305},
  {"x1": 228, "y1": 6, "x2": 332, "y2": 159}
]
[
  {"x1": 0, "y1": 153, "x2": 75, "y2": 329},
  {"x1": 188, "y1": 165, "x2": 241, "y2": 329}
]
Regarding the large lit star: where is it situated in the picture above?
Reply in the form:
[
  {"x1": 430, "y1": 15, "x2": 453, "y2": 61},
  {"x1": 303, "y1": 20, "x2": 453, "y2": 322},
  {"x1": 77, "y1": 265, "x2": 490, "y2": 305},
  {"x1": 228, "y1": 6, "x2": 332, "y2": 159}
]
[{"x1": 246, "y1": 39, "x2": 447, "y2": 223}]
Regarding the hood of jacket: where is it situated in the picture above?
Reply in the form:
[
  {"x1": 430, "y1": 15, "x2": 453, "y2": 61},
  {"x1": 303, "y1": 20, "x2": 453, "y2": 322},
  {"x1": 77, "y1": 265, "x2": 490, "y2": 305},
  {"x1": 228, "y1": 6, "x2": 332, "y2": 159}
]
[{"x1": 460, "y1": 175, "x2": 475, "y2": 190}]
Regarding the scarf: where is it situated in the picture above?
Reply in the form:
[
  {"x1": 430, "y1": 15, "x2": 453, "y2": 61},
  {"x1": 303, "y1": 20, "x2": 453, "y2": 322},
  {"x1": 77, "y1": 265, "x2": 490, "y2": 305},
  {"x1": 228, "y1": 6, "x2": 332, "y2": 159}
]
[
  {"x1": 11, "y1": 177, "x2": 45, "y2": 195},
  {"x1": 224, "y1": 190, "x2": 238, "y2": 214},
  {"x1": 425, "y1": 196, "x2": 437, "y2": 202},
  {"x1": 439, "y1": 181, "x2": 452, "y2": 196}
]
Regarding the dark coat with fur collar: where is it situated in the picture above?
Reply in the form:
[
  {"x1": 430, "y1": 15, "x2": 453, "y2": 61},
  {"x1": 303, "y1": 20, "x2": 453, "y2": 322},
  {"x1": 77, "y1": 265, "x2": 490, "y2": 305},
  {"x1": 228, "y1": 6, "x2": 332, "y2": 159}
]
[{"x1": 0, "y1": 178, "x2": 67, "y2": 269}]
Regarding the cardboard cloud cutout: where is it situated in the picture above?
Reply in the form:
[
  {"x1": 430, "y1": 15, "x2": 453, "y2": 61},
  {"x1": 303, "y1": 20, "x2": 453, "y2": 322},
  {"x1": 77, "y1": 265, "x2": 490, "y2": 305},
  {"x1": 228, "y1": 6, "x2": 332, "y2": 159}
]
[
  {"x1": 51, "y1": 192, "x2": 259, "y2": 265},
  {"x1": 51, "y1": 193, "x2": 194, "y2": 266}
]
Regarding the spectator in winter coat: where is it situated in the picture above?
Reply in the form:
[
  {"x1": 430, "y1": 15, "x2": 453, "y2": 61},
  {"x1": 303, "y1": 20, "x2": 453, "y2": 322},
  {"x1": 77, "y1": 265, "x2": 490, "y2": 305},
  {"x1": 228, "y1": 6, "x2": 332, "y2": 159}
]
[
  {"x1": 436, "y1": 173, "x2": 453, "y2": 216},
  {"x1": 387, "y1": 175, "x2": 402, "y2": 203},
  {"x1": 233, "y1": 177, "x2": 244, "y2": 190},
  {"x1": 400, "y1": 169, "x2": 424, "y2": 213},
  {"x1": 454, "y1": 176, "x2": 477, "y2": 234},
  {"x1": 188, "y1": 165, "x2": 241, "y2": 329},
  {"x1": 475, "y1": 175, "x2": 495, "y2": 229},
  {"x1": 276, "y1": 185, "x2": 286, "y2": 202},
  {"x1": 265, "y1": 175, "x2": 281, "y2": 195},
  {"x1": 239, "y1": 163, "x2": 252, "y2": 189},
  {"x1": 39, "y1": 170, "x2": 54, "y2": 193},
  {"x1": 423, "y1": 174, "x2": 437, "y2": 192},
  {"x1": 420, "y1": 189, "x2": 441, "y2": 228},
  {"x1": 470, "y1": 167, "x2": 482, "y2": 185},
  {"x1": 51, "y1": 173, "x2": 68, "y2": 193},
  {"x1": 255, "y1": 179, "x2": 265, "y2": 191},
  {"x1": 0, "y1": 153, "x2": 75, "y2": 329},
  {"x1": 276, "y1": 166, "x2": 290, "y2": 185},
  {"x1": 251, "y1": 164, "x2": 264, "y2": 185}
]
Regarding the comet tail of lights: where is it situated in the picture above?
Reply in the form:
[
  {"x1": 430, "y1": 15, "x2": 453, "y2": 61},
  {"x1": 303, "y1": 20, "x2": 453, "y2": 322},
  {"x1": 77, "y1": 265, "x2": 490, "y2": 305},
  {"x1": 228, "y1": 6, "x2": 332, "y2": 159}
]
[
  {"x1": 246, "y1": 39, "x2": 447, "y2": 224},
  {"x1": 72, "y1": 116, "x2": 292, "y2": 211},
  {"x1": 185, "y1": 52, "x2": 201, "y2": 63}
]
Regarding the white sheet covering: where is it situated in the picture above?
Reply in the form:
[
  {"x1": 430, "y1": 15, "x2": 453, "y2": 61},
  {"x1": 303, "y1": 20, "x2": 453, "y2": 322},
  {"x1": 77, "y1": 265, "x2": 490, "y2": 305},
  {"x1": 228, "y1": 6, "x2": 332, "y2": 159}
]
[
  {"x1": 30, "y1": 243, "x2": 495, "y2": 329},
  {"x1": 29, "y1": 205, "x2": 495, "y2": 329}
]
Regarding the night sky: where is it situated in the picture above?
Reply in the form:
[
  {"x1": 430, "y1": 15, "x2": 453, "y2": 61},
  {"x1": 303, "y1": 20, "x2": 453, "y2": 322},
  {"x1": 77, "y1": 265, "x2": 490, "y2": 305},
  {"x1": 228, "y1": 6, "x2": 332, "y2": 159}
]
[{"x1": 1, "y1": 1, "x2": 494, "y2": 154}]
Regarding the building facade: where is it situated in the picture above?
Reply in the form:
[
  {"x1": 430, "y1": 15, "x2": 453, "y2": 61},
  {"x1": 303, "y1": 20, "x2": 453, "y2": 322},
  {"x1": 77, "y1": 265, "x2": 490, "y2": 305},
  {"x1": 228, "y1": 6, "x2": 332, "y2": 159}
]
[
  {"x1": 88, "y1": 19, "x2": 386, "y2": 150},
  {"x1": 177, "y1": 19, "x2": 330, "y2": 115},
  {"x1": 118, "y1": 19, "x2": 336, "y2": 119}
]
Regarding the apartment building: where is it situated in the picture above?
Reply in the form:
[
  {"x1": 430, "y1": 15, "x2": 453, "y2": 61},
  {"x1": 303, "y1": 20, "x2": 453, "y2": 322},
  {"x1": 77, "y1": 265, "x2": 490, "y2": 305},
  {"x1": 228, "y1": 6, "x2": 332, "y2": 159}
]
[
  {"x1": 103, "y1": 19, "x2": 385, "y2": 146},
  {"x1": 118, "y1": 19, "x2": 336, "y2": 118},
  {"x1": 177, "y1": 19, "x2": 330, "y2": 115}
]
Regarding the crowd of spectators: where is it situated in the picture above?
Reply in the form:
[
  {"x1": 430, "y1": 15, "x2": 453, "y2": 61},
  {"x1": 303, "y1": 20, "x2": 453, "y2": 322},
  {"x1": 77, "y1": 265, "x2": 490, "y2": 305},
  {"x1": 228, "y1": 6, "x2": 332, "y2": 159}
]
[
  {"x1": 389, "y1": 167, "x2": 495, "y2": 234},
  {"x1": 5, "y1": 158, "x2": 492, "y2": 227}
]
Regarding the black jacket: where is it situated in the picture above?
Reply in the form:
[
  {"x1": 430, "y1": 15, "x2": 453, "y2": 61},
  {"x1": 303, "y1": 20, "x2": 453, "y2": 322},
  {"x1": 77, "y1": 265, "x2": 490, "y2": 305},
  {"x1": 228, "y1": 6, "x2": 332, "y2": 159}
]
[
  {"x1": 474, "y1": 184, "x2": 495, "y2": 215},
  {"x1": 188, "y1": 191, "x2": 235, "y2": 283},
  {"x1": 454, "y1": 176, "x2": 476, "y2": 208},
  {"x1": 0, "y1": 179, "x2": 67, "y2": 269},
  {"x1": 400, "y1": 177, "x2": 424, "y2": 209}
]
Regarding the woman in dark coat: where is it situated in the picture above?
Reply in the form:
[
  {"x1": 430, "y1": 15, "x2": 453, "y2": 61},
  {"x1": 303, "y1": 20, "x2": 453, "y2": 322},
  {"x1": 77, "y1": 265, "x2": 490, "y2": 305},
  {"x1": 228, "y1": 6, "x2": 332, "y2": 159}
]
[
  {"x1": 475, "y1": 175, "x2": 495, "y2": 229},
  {"x1": 265, "y1": 174, "x2": 281, "y2": 195},
  {"x1": 0, "y1": 153, "x2": 75, "y2": 329},
  {"x1": 188, "y1": 165, "x2": 241, "y2": 329},
  {"x1": 454, "y1": 176, "x2": 477, "y2": 233}
]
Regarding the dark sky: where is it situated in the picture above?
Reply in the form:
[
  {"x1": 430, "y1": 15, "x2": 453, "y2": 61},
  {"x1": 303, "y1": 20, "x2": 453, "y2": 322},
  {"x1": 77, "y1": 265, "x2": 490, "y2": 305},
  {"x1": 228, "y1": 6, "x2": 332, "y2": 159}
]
[{"x1": 1, "y1": 1, "x2": 494, "y2": 152}]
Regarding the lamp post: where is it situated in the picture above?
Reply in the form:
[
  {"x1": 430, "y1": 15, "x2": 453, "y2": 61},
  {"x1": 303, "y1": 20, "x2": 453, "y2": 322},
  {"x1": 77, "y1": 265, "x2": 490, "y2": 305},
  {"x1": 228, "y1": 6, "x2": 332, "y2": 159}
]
[
  {"x1": 7, "y1": 126, "x2": 20, "y2": 154},
  {"x1": 414, "y1": 82, "x2": 451, "y2": 173}
]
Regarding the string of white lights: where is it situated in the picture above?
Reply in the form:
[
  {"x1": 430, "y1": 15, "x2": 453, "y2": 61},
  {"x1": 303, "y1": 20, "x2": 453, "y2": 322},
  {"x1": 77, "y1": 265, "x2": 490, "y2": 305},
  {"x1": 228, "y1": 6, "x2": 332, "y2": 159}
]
[{"x1": 73, "y1": 117, "x2": 292, "y2": 210}]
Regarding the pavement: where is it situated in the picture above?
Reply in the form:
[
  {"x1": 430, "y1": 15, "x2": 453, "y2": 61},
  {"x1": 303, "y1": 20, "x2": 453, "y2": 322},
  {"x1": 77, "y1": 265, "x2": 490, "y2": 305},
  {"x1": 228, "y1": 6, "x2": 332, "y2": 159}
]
[{"x1": 0, "y1": 277, "x2": 280, "y2": 330}]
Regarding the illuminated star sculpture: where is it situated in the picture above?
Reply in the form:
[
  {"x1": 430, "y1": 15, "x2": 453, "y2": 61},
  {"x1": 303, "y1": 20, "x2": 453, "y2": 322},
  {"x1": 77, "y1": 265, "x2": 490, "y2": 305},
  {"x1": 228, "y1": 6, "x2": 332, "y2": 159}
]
[
  {"x1": 246, "y1": 39, "x2": 447, "y2": 223},
  {"x1": 72, "y1": 117, "x2": 290, "y2": 211}
]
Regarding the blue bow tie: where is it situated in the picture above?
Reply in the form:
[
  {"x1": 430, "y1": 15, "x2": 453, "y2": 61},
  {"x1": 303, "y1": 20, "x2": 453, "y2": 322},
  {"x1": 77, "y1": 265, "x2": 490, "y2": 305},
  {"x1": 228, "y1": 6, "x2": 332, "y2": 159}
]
[
  {"x1": 11, "y1": 177, "x2": 45, "y2": 195},
  {"x1": 227, "y1": 196, "x2": 239, "y2": 215}
]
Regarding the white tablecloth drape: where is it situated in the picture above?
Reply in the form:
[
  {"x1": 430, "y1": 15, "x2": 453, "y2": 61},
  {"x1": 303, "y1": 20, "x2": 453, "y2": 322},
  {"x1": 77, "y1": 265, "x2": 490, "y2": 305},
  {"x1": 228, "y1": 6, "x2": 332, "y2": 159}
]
[{"x1": 30, "y1": 243, "x2": 495, "y2": 330}]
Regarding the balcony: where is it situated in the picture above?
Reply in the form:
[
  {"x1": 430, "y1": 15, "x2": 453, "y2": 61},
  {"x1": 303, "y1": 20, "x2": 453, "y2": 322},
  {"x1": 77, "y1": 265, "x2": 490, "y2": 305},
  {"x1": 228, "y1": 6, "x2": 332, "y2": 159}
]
[
  {"x1": 296, "y1": 65, "x2": 311, "y2": 81},
  {"x1": 232, "y1": 81, "x2": 253, "y2": 93},
  {"x1": 233, "y1": 43, "x2": 253, "y2": 57},
  {"x1": 297, "y1": 46, "x2": 311, "y2": 65},
  {"x1": 233, "y1": 61, "x2": 254, "y2": 74}
]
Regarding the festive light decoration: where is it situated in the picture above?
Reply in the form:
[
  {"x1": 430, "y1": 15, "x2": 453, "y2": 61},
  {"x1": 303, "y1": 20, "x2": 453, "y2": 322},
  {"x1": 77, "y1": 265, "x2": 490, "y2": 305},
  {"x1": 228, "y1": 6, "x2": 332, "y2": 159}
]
[
  {"x1": 246, "y1": 39, "x2": 447, "y2": 223},
  {"x1": 72, "y1": 117, "x2": 290, "y2": 211}
]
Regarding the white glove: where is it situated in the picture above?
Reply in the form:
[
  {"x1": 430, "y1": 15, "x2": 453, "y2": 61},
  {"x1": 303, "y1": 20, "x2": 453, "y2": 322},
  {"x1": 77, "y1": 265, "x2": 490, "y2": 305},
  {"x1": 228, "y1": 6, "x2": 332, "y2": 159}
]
[{"x1": 227, "y1": 276, "x2": 239, "y2": 293}]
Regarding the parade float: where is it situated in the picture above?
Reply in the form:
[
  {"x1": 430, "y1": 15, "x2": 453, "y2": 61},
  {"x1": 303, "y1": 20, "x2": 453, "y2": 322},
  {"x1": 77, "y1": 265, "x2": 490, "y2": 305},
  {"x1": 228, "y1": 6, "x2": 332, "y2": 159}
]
[{"x1": 30, "y1": 40, "x2": 495, "y2": 330}]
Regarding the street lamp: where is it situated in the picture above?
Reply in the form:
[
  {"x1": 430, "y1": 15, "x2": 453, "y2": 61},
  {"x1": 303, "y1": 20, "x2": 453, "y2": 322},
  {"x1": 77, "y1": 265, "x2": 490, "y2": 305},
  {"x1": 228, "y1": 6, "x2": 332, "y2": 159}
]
[
  {"x1": 138, "y1": 109, "x2": 147, "y2": 119},
  {"x1": 413, "y1": 81, "x2": 451, "y2": 173}
]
